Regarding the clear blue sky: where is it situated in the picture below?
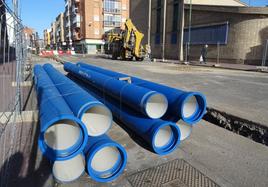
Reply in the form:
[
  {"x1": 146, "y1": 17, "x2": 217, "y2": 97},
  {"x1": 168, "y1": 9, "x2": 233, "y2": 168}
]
[
  {"x1": 21, "y1": 0, "x2": 65, "y2": 37},
  {"x1": 19, "y1": 0, "x2": 268, "y2": 38},
  {"x1": 241, "y1": 0, "x2": 268, "y2": 6}
]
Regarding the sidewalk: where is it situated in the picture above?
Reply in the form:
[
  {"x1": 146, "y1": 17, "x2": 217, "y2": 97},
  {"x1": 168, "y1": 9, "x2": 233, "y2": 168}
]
[
  {"x1": 190, "y1": 61, "x2": 268, "y2": 72},
  {"x1": 152, "y1": 58, "x2": 268, "y2": 73}
]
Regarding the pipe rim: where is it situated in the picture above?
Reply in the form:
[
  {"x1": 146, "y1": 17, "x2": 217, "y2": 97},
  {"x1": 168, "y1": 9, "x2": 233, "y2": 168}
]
[
  {"x1": 86, "y1": 142, "x2": 127, "y2": 182},
  {"x1": 144, "y1": 92, "x2": 168, "y2": 119},
  {"x1": 180, "y1": 92, "x2": 207, "y2": 124},
  {"x1": 52, "y1": 153, "x2": 86, "y2": 183},
  {"x1": 78, "y1": 102, "x2": 113, "y2": 136},
  {"x1": 38, "y1": 115, "x2": 88, "y2": 161},
  {"x1": 151, "y1": 122, "x2": 180, "y2": 155},
  {"x1": 176, "y1": 121, "x2": 192, "y2": 141}
]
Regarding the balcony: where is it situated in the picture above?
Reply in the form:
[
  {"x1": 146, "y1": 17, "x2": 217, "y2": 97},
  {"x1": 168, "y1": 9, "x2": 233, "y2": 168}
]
[
  {"x1": 103, "y1": 8, "x2": 121, "y2": 14},
  {"x1": 72, "y1": 22, "x2": 80, "y2": 28},
  {"x1": 72, "y1": 6, "x2": 79, "y2": 14},
  {"x1": 103, "y1": 21, "x2": 121, "y2": 27},
  {"x1": 72, "y1": 31, "x2": 81, "y2": 41},
  {"x1": 72, "y1": 15, "x2": 81, "y2": 25},
  {"x1": 74, "y1": 0, "x2": 80, "y2": 4}
]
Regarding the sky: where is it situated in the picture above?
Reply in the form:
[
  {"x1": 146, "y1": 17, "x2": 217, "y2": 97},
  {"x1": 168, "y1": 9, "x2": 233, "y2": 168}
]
[
  {"x1": 18, "y1": 0, "x2": 268, "y2": 38},
  {"x1": 20, "y1": 0, "x2": 65, "y2": 36}
]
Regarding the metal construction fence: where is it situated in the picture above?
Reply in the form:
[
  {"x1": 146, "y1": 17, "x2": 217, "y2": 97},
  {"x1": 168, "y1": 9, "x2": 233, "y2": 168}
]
[{"x1": 0, "y1": 0, "x2": 33, "y2": 186}]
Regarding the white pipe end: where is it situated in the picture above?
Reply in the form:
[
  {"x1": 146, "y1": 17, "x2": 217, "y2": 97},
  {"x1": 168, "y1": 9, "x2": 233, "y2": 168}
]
[
  {"x1": 91, "y1": 146, "x2": 120, "y2": 173},
  {"x1": 53, "y1": 154, "x2": 85, "y2": 183},
  {"x1": 176, "y1": 121, "x2": 192, "y2": 141},
  {"x1": 154, "y1": 125, "x2": 173, "y2": 147},
  {"x1": 146, "y1": 94, "x2": 168, "y2": 119},
  {"x1": 81, "y1": 105, "x2": 112, "y2": 136},
  {"x1": 44, "y1": 120, "x2": 81, "y2": 150},
  {"x1": 182, "y1": 96, "x2": 198, "y2": 118}
]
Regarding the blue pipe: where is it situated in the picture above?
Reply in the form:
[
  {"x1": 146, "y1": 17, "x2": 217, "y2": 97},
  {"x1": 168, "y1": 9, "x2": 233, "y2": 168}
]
[
  {"x1": 71, "y1": 77, "x2": 181, "y2": 155},
  {"x1": 77, "y1": 62, "x2": 207, "y2": 124},
  {"x1": 84, "y1": 134, "x2": 127, "y2": 183},
  {"x1": 64, "y1": 62, "x2": 168, "y2": 119},
  {"x1": 43, "y1": 63, "x2": 112, "y2": 137},
  {"x1": 33, "y1": 65, "x2": 88, "y2": 161}
]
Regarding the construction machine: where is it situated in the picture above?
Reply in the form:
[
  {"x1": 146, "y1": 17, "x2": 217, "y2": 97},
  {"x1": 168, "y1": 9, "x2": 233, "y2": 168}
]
[{"x1": 104, "y1": 19, "x2": 146, "y2": 61}]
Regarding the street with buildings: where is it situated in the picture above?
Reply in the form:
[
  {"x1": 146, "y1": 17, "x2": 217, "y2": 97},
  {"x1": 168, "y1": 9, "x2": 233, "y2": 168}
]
[{"x1": 1, "y1": 0, "x2": 268, "y2": 187}]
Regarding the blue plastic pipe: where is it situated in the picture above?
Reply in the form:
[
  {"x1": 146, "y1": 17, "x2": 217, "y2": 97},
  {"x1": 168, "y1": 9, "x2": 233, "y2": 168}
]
[
  {"x1": 64, "y1": 62, "x2": 168, "y2": 119},
  {"x1": 77, "y1": 62, "x2": 207, "y2": 124},
  {"x1": 84, "y1": 135, "x2": 127, "y2": 183},
  {"x1": 43, "y1": 63, "x2": 112, "y2": 137},
  {"x1": 71, "y1": 77, "x2": 181, "y2": 155},
  {"x1": 33, "y1": 65, "x2": 88, "y2": 161}
]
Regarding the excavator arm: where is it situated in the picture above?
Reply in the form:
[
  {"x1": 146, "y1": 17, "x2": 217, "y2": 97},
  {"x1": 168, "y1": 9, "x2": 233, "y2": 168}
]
[{"x1": 123, "y1": 19, "x2": 144, "y2": 58}]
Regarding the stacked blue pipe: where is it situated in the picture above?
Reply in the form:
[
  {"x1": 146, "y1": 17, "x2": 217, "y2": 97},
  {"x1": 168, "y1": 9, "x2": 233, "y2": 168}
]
[
  {"x1": 43, "y1": 63, "x2": 113, "y2": 137},
  {"x1": 64, "y1": 62, "x2": 168, "y2": 119},
  {"x1": 34, "y1": 64, "x2": 127, "y2": 183},
  {"x1": 66, "y1": 67, "x2": 181, "y2": 155},
  {"x1": 52, "y1": 135, "x2": 127, "y2": 183},
  {"x1": 33, "y1": 65, "x2": 88, "y2": 161},
  {"x1": 77, "y1": 62, "x2": 207, "y2": 125}
]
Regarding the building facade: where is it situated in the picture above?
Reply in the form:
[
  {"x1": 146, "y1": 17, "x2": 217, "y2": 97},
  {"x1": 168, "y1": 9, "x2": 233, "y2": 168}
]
[
  {"x1": 62, "y1": 0, "x2": 129, "y2": 54},
  {"x1": 50, "y1": 22, "x2": 56, "y2": 49},
  {"x1": 55, "y1": 13, "x2": 65, "y2": 49},
  {"x1": 184, "y1": 5, "x2": 268, "y2": 65},
  {"x1": 130, "y1": 0, "x2": 268, "y2": 65},
  {"x1": 43, "y1": 28, "x2": 51, "y2": 49}
]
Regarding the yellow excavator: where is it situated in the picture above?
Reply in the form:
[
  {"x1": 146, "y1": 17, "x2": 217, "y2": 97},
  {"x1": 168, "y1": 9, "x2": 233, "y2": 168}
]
[{"x1": 104, "y1": 19, "x2": 146, "y2": 61}]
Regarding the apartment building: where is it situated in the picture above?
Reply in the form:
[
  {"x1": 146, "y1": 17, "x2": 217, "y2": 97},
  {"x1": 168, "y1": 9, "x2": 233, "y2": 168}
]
[
  {"x1": 50, "y1": 22, "x2": 56, "y2": 49},
  {"x1": 63, "y1": 0, "x2": 129, "y2": 54},
  {"x1": 43, "y1": 28, "x2": 51, "y2": 48},
  {"x1": 55, "y1": 13, "x2": 65, "y2": 49}
]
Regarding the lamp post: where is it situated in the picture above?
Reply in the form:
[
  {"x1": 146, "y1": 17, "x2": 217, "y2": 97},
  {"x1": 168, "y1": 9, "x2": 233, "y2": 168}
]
[
  {"x1": 186, "y1": 0, "x2": 192, "y2": 63},
  {"x1": 162, "y1": 0, "x2": 167, "y2": 62}
]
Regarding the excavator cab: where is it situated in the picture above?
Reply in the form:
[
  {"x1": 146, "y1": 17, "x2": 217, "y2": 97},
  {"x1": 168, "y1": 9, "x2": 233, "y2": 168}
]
[{"x1": 104, "y1": 19, "x2": 146, "y2": 61}]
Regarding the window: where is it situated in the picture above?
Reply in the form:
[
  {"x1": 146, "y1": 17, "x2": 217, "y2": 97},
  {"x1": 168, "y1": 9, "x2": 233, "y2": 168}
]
[
  {"x1": 104, "y1": 14, "x2": 121, "y2": 27},
  {"x1": 156, "y1": 0, "x2": 161, "y2": 34},
  {"x1": 171, "y1": 0, "x2": 180, "y2": 44},
  {"x1": 172, "y1": 0, "x2": 179, "y2": 32},
  {"x1": 155, "y1": 34, "x2": 160, "y2": 44},
  {"x1": 103, "y1": 0, "x2": 121, "y2": 13},
  {"x1": 183, "y1": 22, "x2": 229, "y2": 44},
  {"x1": 94, "y1": 15, "x2": 99, "y2": 21}
]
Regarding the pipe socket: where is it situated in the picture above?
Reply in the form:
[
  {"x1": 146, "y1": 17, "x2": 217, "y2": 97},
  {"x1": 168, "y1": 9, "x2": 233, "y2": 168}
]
[
  {"x1": 80, "y1": 103, "x2": 112, "y2": 136},
  {"x1": 85, "y1": 135, "x2": 127, "y2": 183}
]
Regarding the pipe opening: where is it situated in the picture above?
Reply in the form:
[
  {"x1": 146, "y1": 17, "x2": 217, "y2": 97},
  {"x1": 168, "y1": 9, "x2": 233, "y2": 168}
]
[
  {"x1": 90, "y1": 146, "x2": 123, "y2": 179},
  {"x1": 182, "y1": 96, "x2": 198, "y2": 118},
  {"x1": 176, "y1": 121, "x2": 192, "y2": 141},
  {"x1": 81, "y1": 105, "x2": 112, "y2": 136},
  {"x1": 154, "y1": 125, "x2": 173, "y2": 148},
  {"x1": 44, "y1": 119, "x2": 82, "y2": 150},
  {"x1": 53, "y1": 154, "x2": 85, "y2": 183},
  {"x1": 152, "y1": 123, "x2": 180, "y2": 155},
  {"x1": 145, "y1": 94, "x2": 168, "y2": 119}
]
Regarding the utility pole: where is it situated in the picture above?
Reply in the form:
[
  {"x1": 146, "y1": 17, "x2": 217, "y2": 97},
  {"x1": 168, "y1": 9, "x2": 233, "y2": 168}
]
[
  {"x1": 162, "y1": 0, "x2": 167, "y2": 62},
  {"x1": 148, "y1": 0, "x2": 151, "y2": 47},
  {"x1": 179, "y1": 2, "x2": 185, "y2": 61},
  {"x1": 186, "y1": 0, "x2": 192, "y2": 62}
]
